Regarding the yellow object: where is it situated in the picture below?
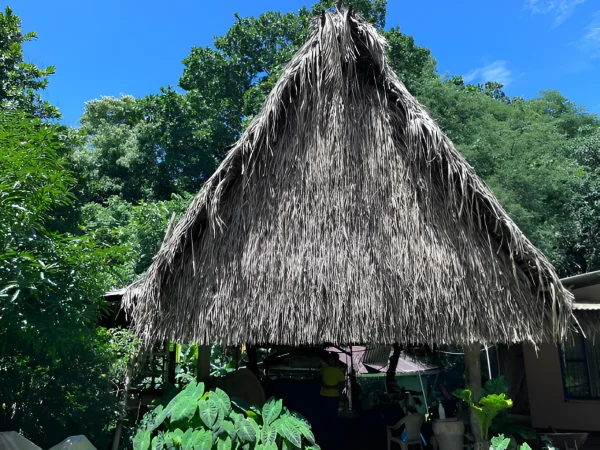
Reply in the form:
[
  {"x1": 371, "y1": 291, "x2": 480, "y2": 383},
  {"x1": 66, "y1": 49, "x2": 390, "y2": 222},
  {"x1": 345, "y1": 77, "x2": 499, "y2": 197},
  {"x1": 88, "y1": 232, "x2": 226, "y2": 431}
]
[{"x1": 320, "y1": 365, "x2": 345, "y2": 397}]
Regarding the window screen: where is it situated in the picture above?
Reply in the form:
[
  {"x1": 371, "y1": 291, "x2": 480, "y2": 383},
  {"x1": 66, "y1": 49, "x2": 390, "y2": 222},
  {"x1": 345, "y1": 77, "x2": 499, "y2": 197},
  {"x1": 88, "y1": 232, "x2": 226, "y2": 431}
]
[{"x1": 561, "y1": 335, "x2": 600, "y2": 399}]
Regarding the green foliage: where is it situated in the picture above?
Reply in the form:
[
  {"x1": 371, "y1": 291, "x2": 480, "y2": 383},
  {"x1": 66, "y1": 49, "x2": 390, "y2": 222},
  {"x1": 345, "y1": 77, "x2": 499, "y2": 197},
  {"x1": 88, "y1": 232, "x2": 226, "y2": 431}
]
[
  {"x1": 0, "y1": 91, "x2": 134, "y2": 449},
  {"x1": 0, "y1": 111, "x2": 115, "y2": 352},
  {"x1": 491, "y1": 435, "x2": 532, "y2": 450},
  {"x1": 80, "y1": 194, "x2": 192, "y2": 284},
  {"x1": 481, "y1": 376, "x2": 509, "y2": 397},
  {"x1": 453, "y1": 389, "x2": 513, "y2": 441},
  {"x1": 555, "y1": 126, "x2": 600, "y2": 274},
  {"x1": 76, "y1": 1, "x2": 432, "y2": 205},
  {"x1": 134, "y1": 382, "x2": 318, "y2": 449},
  {"x1": 0, "y1": 327, "x2": 135, "y2": 448},
  {"x1": 416, "y1": 77, "x2": 590, "y2": 270},
  {"x1": 0, "y1": 7, "x2": 58, "y2": 118}
]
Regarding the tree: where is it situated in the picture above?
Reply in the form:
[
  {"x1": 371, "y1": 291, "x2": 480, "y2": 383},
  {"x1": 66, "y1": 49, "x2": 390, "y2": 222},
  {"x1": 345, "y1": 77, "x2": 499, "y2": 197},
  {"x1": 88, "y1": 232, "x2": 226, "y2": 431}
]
[
  {"x1": 415, "y1": 77, "x2": 586, "y2": 269},
  {"x1": 555, "y1": 128, "x2": 600, "y2": 275},
  {"x1": 0, "y1": 7, "x2": 58, "y2": 118},
  {"x1": 77, "y1": 1, "x2": 434, "y2": 203},
  {"x1": 0, "y1": 111, "x2": 104, "y2": 351},
  {"x1": 81, "y1": 194, "x2": 193, "y2": 284},
  {"x1": 0, "y1": 111, "x2": 130, "y2": 446}
]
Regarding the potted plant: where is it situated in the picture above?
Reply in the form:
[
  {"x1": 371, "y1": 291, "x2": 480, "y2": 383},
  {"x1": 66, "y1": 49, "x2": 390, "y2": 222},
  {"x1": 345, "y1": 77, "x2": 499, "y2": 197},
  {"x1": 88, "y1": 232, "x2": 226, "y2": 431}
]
[{"x1": 453, "y1": 389, "x2": 513, "y2": 450}]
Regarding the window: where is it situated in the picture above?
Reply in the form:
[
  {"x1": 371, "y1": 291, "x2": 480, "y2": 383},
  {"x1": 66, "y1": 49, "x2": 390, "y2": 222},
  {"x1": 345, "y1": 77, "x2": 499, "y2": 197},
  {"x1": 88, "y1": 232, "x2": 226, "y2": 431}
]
[{"x1": 560, "y1": 335, "x2": 600, "y2": 400}]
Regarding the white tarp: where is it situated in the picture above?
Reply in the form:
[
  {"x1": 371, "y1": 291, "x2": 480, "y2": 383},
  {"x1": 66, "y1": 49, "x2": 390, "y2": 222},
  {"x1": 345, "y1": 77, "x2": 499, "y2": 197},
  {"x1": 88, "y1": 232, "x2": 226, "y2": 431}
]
[
  {"x1": 48, "y1": 435, "x2": 97, "y2": 450},
  {"x1": 0, "y1": 432, "x2": 41, "y2": 450}
]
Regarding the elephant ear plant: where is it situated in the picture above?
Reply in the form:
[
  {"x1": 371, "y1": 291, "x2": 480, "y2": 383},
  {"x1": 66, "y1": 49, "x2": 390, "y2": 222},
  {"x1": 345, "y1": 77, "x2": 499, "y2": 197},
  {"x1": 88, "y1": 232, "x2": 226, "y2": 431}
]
[
  {"x1": 491, "y1": 434, "x2": 532, "y2": 450},
  {"x1": 133, "y1": 380, "x2": 320, "y2": 449},
  {"x1": 453, "y1": 389, "x2": 513, "y2": 441}
]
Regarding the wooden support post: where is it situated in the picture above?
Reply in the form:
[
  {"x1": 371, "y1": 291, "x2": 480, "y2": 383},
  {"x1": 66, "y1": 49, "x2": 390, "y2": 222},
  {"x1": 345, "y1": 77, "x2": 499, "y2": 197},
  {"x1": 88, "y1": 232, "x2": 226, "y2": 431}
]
[
  {"x1": 464, "y1": 343, "x2": 483, "y2": 442},
  {"x1": 464, "y1": 343, "x2": 482, "y2": 401},
  {"x1": 197, "y1": 345, "x2": 211, "y2": 383}
]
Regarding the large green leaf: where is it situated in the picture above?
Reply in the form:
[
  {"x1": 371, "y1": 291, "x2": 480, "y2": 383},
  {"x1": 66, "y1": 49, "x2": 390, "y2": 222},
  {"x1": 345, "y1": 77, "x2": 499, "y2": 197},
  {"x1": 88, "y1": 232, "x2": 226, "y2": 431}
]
[
  {"x1": 198, "y1": 398, "x2": 219, "y2": 428},
  {"x1": 483, "y1": 377, "x2": 509, "y2": 396},
  {"x1": 247, "y1": 417, "x2": 261, "y2": 439},
  {"x1": 292, "y1": 416, "x2": 315, "y2": 445},
  {"x1": 261, "y1": 422, "x2": 277, "y2": 444},
  {"x1": 181, "y1": 428, "x2": 194, "y2": 449},
  {"x1": 148, "y1": 405, "x2": 166, "y2": 432},
  {"x1": 190, "y1": 429, "x2": 212, "y2": 450},
  {"x1": 133, "y1": 430, "x2": 151, "y2": 450},
  {"x1": 217, "y1": 435, "x2": 232, "y2": 450},
  {"x1": 163, "y1": 434, "x2": 176, "y2": 450},
  {"x1": 222, "y1": 420, "x2": 236, "y2": 441},
  {"x1": 157, "y1": 381, "x2": 204, "y2": 426},
  {"x1": 264, "y1": 443, "x2": 278, "y2": 450},
  {"x1": 262, "y1": 398, "x2": 282, "y2": 425},
  {"x1": 171, "y1": 394, "x2": 198, "y2": 424},
  {"x1": 211, "y1": 408, "x2": 225, "y2": 431},
  {"x1": 491, "y1": 435, "x2": 510, "y2": 450},
  {"x1": 210, "y1": 388, "x2": 232, "y2": 417},
  {"x1": 189, "y1": 381, "x2": 206, "y2": 401},
  {"x1": 453, "y1": 389, "x2": 474, "y2": 406},
  {"x1": 151, "y1": 435, "x2": 164, "y2": 450},
  {"x1": 235, "y1": 417, "x2": 257, "y2": 443},
  {"x1": 479, "y1": 394, "x2": 513, "y2": 439},
  {"x1": 277, "y1": 416, "x2": 302, "y2": 448},
  {"x1": 171, "y1": 429, "x2": 184, "y2": 446}
]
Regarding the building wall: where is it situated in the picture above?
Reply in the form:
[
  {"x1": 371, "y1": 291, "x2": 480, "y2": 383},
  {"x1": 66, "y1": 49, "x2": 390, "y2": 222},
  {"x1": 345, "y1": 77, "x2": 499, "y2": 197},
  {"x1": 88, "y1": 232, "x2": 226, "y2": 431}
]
[{"x1": 523, "y1": 343, "x2": 600, "y2": 431}]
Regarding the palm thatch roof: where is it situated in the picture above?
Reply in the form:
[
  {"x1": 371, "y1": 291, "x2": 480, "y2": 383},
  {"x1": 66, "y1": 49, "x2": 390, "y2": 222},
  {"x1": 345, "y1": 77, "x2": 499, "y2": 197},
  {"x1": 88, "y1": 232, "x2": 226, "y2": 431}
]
[{"x1": 123, "y1": 7, "x2": 572, "y2": 348}]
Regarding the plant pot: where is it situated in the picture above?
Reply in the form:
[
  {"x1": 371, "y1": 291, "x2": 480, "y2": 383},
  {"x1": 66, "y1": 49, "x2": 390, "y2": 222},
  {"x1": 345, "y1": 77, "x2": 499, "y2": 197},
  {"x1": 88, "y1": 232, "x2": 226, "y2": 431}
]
[
  {"x1": 473, "y1": 440, "x2": 490, "y2": 450},
  {"x1": 432, "y1": 418, "x2": 464, "y2": 450}
]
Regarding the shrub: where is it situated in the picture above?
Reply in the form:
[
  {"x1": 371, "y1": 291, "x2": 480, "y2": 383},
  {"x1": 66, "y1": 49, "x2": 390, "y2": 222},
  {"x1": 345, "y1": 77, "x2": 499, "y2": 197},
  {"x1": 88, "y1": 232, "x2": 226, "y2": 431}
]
[
  {"x1": 133, "y1": 380, "x2": 320, "y2": 449},
  {"x1": 453, "y1": 389, "x2": 513, "y2": 441}
]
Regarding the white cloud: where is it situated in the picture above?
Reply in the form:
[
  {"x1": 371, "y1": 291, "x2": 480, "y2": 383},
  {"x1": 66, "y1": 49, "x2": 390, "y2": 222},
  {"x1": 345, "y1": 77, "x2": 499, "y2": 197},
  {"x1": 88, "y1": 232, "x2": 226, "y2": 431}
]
[
  {"x1": 579, "y1": 11, "x2": 600, "y2": 58},
  {"x1": 524, "y1": 0, "x2": 586, "y2": 26},
  {"x1": 463, "y1": 61, "x2": 513, "y2": 87}
]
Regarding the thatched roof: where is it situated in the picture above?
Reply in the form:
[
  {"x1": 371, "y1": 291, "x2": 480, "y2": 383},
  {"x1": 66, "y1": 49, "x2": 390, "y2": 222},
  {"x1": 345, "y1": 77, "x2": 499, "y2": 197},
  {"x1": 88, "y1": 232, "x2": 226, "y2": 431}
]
[{"x1": 123, "y1": 8, "x2": 572, "y2": 348}]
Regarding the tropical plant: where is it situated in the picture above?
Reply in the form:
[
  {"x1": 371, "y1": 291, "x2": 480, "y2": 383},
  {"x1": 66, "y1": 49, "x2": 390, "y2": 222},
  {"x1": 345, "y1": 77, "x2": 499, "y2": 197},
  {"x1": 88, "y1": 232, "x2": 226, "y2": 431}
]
[
  {"x1": 453, "y1": 389, "x2": 513, "y2": 441},
  {"x1": 133, "y1": 380, "x2": 319, "y2": 449},
  {"x1": 491, "y1": 434, "x2": 532, "y2": 450},
  {"x1": 478, "y1": 377, "x2": 537, "y2": 442}
]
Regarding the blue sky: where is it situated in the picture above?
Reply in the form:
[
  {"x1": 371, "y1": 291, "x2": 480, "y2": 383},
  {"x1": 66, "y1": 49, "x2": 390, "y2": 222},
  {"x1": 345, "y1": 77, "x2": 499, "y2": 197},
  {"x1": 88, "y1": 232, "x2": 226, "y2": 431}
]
[{"x1": 9, "y1": 0, "x2": 600, "y2": 125}]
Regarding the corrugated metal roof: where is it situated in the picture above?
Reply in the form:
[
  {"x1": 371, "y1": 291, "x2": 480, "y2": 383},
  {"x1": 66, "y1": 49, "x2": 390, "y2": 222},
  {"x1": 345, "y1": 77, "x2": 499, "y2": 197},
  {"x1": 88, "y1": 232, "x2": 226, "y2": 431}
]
[
  {"x1": 330, "y1": 346, "x2": 437, "y2": 375},
  {"x1": 561, "y1": 271, "x2": 600, "y2": 290},
  {"x1": 573, "y1": 302, "x2": 600, "y2": 311}
]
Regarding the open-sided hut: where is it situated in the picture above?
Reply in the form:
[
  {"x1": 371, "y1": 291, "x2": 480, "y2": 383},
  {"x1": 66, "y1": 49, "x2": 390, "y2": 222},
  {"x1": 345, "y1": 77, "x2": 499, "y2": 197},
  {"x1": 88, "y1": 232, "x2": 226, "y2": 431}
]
[{"x1": 122, "y1": 8, "x2": 573, "y2": 350}]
